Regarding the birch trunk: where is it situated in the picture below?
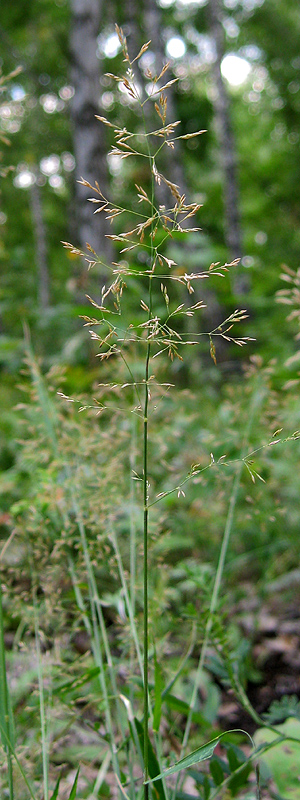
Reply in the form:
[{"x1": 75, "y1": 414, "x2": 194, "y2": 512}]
[
  {"x1": 124, "y1": 1, "x2": 224, "y2": 337},
  {"x1": 207, "y1": 0, "x2": 244, "y2": 269},
  {"x1": 30, "y1": 178, "x2": 50, "y2": 310},
  {"x1": 70, "y1": 0, "x2": 110, "y2": 258}
]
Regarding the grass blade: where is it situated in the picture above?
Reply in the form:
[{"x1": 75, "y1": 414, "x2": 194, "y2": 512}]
[
  {"x1": 67, "y1": 767, "x2": 80, "y2": 800},
  {"x1": 145, "y1": 730, "x2": 250, "y2": 784},
  {"x1": 49, "y1": 774, "x2": 62, "y2": 800}
]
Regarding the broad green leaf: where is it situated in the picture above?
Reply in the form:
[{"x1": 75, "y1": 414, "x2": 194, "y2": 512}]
[
  {"x1": 227, "y1": 746, "x2": 240, "y2": 773},
  {"x1": 203, "y1": 774, "x2": 211, "y2": 800},
  {"x1": 209, "y1": 757, "x2": 224, "y2": 786},
  {"x1": 228, "y1": 763, "x2": 252, "y2": 797}
]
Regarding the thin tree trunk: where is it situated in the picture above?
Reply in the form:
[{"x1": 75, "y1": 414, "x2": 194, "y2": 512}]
[
  {"x1": 70, "y1": 0, "x2": 110, "y2": 259},
  {"x1": 124, "y1": 0, "x2": 185, "y2": 207},
  {"x1": 144, "y1": 0, "x2": 187, "y2": 197},
  {"x1": 207, "y1": 0, "x2": 244, "y2": 272},
  {"x1": 30, "y1": 178, "x2": 50, "y2": 309},
  {"x1": 123, "y1": 2, "x2": 224, "y2": 348}
]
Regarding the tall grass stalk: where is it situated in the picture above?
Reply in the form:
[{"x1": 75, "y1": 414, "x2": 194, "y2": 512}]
[
  {"x1": 142, "y1": 90, "x2": 157, "y2": 795},
  {"x1": 61, "y1": 24, "x2": 254, "y2": 797},
  {"x1": 129, "y1": 417, "x2": 137, "y2": 661},
  {"x1": 3, "y1": 26, "x2": 278, "y2": 798},
  {"x1": 143, "y1": 293, "x2": 151, "y2": 798}
]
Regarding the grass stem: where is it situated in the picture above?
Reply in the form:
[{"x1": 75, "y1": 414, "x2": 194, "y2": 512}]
[
  {"x1": 0, "y1": 579, "x2": 14, "y2": 800},
  {"x1": 143, "y1": 332, "x2": 150, "y2": 798}
]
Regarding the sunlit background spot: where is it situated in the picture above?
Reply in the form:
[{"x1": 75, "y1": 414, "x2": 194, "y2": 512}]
[
  {"x1": 221, "y1": 53, "x2": 251, "y2": 86},
  {"x1": 13, "y1": 169, "x2": 36, "y2": 189},
  {"x1": 99, "y1": 32, "x2": 122, "y2": 59},
  {"x1": 166, "y1": 36, "x2": 186, "y2": 59},
  {"x1": 40, "y1": 155, "x2": 60, "y2": 176}
]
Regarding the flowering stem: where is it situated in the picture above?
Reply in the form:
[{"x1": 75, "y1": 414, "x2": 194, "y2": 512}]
[
  {"x1": 142, "y1": 106, "x2": 155, "y2": 799},
  {"x1": 143, "y1": 345, "x2": 150, "y2": 798},
  {"x1": 143, "y1": 273, "x2": 154, "y2": 800}
]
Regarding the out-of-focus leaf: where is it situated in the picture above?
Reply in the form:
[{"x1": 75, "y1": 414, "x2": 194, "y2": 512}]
[{"x1": 254, "y1": 719, "x2": 300, "y2": 800}]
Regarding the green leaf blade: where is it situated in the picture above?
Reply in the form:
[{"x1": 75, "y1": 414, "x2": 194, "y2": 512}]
[
  {"x1": 145, "y1": 737, "x2": 220, "y2": 783},
  {"x1": 68, "y1": 767, "x2": 80, "y2": 800},
  {"x1": 145, "y1": 730, "x2": 251, "y2": 785},
  {"x1": 49, "y1": 774, "x2": 62, "y2": 800}
]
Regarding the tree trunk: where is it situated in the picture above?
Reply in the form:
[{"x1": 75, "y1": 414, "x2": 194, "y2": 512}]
[
  {"x1": 70, "y1": 0, "x2": 110, "y2": 259},
  {"x1": 123, "y1": 0, "x2": 185, "y2": 207},
  {"x1": 124, "y1": 0, "x2": 224, "y2": 333},
  {"x1": 30, "y1": 177, "x2": 50, "y2": 309},
  {"x1": 144, "y1": 0, "x2": 188, "y2": 198},
  {"x1": 207, "y1": 0, "x2": 244, "y2": 273}
]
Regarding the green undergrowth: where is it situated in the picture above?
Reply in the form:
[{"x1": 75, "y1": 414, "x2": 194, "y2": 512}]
[
  {"x1": 1, "y1": 319, "x2": 300, "y2": 799},
  {"x1": 1, "y1": 334, "x2": 300, "y2": 800}
]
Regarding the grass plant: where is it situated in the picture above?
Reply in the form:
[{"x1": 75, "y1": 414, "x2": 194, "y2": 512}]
[
  {"x1": 61, "y1": 26, "x2": 260, "y2": 798},
  {"x1": 1, "y1": 26, "x2": 300, "y2": 800}
]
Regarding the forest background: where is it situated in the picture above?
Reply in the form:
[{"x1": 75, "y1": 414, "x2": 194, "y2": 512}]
[{"x1": 1, "y1": 0, "x2": 300, "y2": 798}]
